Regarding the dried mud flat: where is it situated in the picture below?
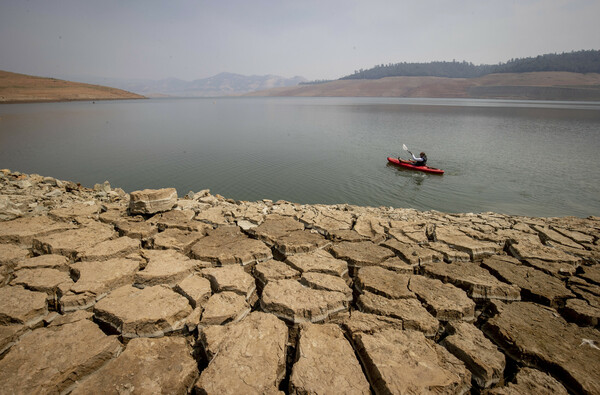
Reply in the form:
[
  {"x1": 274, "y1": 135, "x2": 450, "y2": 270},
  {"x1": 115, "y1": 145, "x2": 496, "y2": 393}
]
[{"x1": 1, "y1": 169, "x2": 599, "y2": 394}]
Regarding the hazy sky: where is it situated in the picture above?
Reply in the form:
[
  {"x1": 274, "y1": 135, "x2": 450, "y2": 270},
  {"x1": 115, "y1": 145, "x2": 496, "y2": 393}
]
[{"x1": 1, "y1": 0, "x2": 598, "y2": 81}]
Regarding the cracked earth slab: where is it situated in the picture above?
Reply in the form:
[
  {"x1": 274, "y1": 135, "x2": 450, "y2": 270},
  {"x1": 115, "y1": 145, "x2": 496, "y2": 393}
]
[
  {"x1": 289, "y1": 323, "x2": 371, "y2": 394},
  {"x1": 195, "y1": 311, "x2": 288, "y2": 394},
  {"x1": 483, "y1": 301, "x2": 600, "y2": 394},
  {"x1": 93, "y1": 284, "x2": 192, "y2": 338},
  {"x1": 353, "y1": 328, "x2": 471, "y2": 394},
  {"x1": 0, "y1": 319, "x2": 122, "y2": 394}
]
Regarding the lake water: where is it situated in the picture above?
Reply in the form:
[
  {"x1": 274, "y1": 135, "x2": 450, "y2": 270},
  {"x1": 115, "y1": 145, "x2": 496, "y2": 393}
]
[{"x1": 1, "y1": 97, "x2": 599, "y2": 218}]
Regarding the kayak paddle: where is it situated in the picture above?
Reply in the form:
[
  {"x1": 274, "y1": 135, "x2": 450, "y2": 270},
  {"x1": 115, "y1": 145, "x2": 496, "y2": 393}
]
[{"x1": 402, "y1": 144, "x2": 413, "y2": 157}]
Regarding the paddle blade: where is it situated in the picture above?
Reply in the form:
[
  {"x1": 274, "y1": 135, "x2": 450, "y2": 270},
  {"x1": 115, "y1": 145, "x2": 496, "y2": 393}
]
[{"x1": 402, "y1": 144, "x2": 408, "y2": 151}]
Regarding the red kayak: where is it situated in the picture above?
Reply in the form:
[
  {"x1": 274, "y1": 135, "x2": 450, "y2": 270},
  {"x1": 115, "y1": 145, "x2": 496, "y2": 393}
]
[{"x1": 387, "y1": 157, "x2": 444, "y2": 174}]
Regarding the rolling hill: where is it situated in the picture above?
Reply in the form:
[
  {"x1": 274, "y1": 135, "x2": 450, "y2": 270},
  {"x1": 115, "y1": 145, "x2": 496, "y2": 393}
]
[
  {"x1": 245, "y1": 72, "x2": 600, "y2": 101},
  {"x1": 0, "y1": 71, "x2": 145, "y2": 103}
]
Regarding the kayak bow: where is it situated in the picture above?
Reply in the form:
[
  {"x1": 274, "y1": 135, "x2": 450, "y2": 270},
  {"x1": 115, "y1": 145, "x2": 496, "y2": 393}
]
[{"x1": 387, "y1": 157, "x2": 444, "y2": 175}]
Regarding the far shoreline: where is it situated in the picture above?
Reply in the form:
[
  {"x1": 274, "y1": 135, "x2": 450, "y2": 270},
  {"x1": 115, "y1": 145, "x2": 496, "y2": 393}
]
[
  {"x1": 0, "y1": 97, "x2": 148, "y2": 105},
  {"x1": 244, "y1": 72, "x2": 600, "y2": 102}
]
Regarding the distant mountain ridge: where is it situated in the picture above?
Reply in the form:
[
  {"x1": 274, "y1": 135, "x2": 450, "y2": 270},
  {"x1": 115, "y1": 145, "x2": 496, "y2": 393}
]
[{"x1": 71, "y1": 73, "x2": 307, "y2": 97}]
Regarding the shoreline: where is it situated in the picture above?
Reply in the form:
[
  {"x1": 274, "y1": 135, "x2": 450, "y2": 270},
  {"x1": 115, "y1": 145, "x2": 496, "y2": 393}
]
[
  {"x1": 1, "y1": 168, "x2": 599, "y2": 393},
  {"x1": 0, "y1": 96, "x2": 148, "y2": 105},
  {"x1": 1, "y1": 169, "x2": 597, "y2": 221}
]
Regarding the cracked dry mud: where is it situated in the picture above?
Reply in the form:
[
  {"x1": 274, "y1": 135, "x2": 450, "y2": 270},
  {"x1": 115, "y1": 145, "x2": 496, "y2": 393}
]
[{"x1": 1, "y1": 169, "x2": 599, "y2": 394}]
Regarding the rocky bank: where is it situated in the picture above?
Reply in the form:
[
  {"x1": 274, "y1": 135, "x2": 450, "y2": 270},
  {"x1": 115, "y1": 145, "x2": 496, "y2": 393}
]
[{"x1": 0, "y1": 169, "x2": 599, "y2": 394}]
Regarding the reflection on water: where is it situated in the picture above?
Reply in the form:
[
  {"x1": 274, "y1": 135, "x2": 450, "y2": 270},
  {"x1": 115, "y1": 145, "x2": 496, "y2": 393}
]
[
  {"x1": 386, "y1": 163, "x2": 428, "y2": 187},
  {"x1": 1, "y1": 97, "x2": 599, "y2": 217}
]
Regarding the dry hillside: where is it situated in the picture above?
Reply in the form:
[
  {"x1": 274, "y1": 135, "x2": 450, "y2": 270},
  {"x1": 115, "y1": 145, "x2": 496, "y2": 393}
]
[
  {"x1": 246, "y1": 72, "x2": 600, "y2": 101},
  {"x1": 0, "y1": 70, "x2": 145, "y2": 103}
]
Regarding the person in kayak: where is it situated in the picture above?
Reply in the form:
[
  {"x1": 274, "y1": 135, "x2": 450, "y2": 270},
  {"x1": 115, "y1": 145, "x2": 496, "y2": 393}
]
[
  {"x1": 410, "y1": 152, "x2": 427, "y2": 167},
  {"x1": 398, "y1": 151, "x2": 428, "y2": 166}
]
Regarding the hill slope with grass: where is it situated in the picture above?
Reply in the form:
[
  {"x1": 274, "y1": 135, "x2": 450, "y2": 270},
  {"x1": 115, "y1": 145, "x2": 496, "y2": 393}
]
[
  {"x1": 245, "y1": 72, "x2": 600, "y2": 101},
  {"x1": 0, "y1": 71, "x2": 145, "y2": 103}
]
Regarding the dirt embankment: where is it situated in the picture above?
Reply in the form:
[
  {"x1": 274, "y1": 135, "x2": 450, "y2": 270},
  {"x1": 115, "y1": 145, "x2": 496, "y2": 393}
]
[
  {"x1": 0, "y1": 70, "x2": 145, "y2": 104},
  {"x1": 246, "y1": 72, "x2": 600, "y2": 101}
]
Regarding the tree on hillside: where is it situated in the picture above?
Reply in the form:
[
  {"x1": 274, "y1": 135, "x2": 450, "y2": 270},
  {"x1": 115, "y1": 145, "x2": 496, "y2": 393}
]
[{"x1": 340, "y1": 50, "x2": 600, "y2": 80}]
